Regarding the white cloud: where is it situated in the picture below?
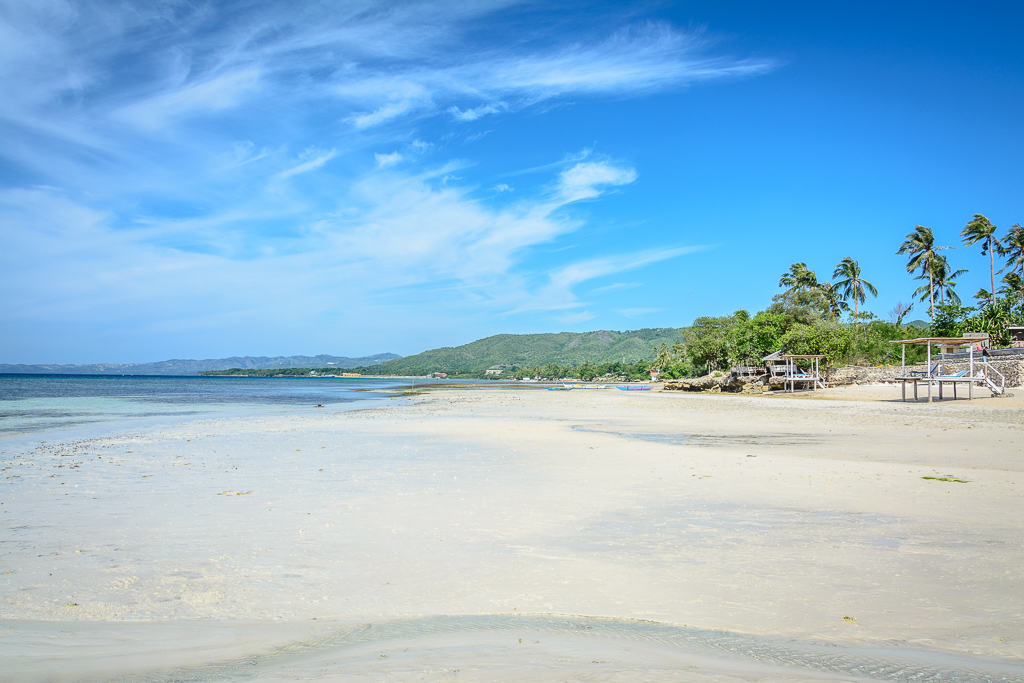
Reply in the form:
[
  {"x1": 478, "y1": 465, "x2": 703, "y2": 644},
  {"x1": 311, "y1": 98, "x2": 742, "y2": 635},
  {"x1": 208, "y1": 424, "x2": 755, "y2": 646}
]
[
  {"x1": 1, "y1": 163, "x2": 700, "y2": 360},
  {"x1": 277, "y1": 149, "x2": 337, "y2": 179},
  {"x1": 348, "y1": 101, "x2": 415, "y2": 129},
  {"x1": 486, "y1": 24, "x2": 766, "y2": 96},
  {"x1": 513, "y1": 245, "x2": 704, "y2": 315},
  {"x1": 375, "y1": 151, "x2": 404, "y2": 168},
  {"x1": 117, "y1": 69, "x2": 261, "y2": 129},
  {"x1": 463, "y1": 130, "x2": 492, "y2": 144},
  {"x1": 557, "y1": 161, "x2": 638, "y2": 201},
  {"x1": 592, "y1": 282, "x2": 641, "y2": 294},
  {"x1": 448, "y1": 104, "x2": 502, "y2": 121},
  {"x1": 223, "y1": 141, "x2": 269, "y2": 169},
  {"x1": 0, "y1": 3, "x2": 766, "y2": 360}
]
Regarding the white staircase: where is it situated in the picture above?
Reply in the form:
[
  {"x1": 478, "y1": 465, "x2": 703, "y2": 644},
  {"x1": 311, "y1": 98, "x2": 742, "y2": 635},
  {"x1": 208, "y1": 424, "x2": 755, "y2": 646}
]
[{"x1": 979, "y1": 362, "x2": 1005, "y2": 396}]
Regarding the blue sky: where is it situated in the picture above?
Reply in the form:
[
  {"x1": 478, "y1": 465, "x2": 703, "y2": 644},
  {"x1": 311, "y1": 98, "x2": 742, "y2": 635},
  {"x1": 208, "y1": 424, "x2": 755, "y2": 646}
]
[{"x1": 2, "y1": 1, "x2": 1023, "y2": 363}]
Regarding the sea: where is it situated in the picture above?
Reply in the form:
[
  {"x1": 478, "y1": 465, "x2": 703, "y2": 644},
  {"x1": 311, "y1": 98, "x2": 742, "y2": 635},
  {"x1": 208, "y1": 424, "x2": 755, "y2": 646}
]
[{"x1": 0, "y1": 374, "x2": 477, "y2": 439}]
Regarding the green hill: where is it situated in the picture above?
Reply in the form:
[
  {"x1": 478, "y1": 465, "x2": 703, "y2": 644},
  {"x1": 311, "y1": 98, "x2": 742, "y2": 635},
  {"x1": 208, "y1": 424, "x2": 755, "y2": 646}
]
[{"x1": 356, "y1": 328, "x2": 682, "y2": 376}]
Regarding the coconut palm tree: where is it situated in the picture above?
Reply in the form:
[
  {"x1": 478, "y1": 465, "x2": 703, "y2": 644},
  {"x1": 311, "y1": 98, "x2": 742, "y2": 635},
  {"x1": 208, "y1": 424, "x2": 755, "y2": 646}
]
[
  {"x1": 914, "y1": 255, "x2": 967, "y2": 306},
  {"x1": 998, "y1": 224, "x2": 1024, "y2": 309},
  {"x1": 832, "y1": 257, "x2": 877, "y2": 315},
  {"x1": 778, "y1": 263, "x2": 818, "y2": 293},
  {"x1": 998, "y1": 271, "x2": 1023, "y2": 301},
  {"x1": 960, "y1": 214, "x2": 1002, "y2": 308},
  {"x1": 973, "y1": 288, "x2": 992, "y2": 309},
  {"x1": 818, "y1": 281, "x2": 850, "y2": 317},
  {"x1": 897, "y1": 225, "x2": 953, "y2": 320}
]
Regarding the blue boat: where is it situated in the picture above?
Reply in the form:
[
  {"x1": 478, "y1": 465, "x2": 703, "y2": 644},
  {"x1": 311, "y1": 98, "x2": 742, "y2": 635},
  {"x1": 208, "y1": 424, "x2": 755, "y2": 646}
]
[{"x1": 616, "y1": 385, "x2": 652, "y2": 391}]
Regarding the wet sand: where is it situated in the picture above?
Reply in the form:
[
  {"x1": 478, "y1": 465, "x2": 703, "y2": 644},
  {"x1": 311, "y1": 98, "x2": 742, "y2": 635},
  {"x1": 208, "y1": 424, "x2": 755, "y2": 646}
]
[{"x1": 2, "y1": 387, "x2": 1022, "y2": 681}]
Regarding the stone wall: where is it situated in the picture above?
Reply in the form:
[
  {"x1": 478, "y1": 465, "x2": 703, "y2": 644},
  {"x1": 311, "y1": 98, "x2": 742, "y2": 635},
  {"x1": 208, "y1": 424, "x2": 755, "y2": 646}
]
[
  {"x1": 825, "y1": 366, "x2": 903, "y2": 384},
  {"x1": 826, "y1": 360, "x2": 1023, "y2": 388},
  {"x1": 936, "y1": 359, "x2": 1022, "y2": 389},
  {"x1": 664, "y1": 358, "x2": 1024, "y2": 394}
]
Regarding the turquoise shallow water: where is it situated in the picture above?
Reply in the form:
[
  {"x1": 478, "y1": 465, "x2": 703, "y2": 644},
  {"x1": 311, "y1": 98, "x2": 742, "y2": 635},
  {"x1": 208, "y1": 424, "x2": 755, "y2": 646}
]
[{"x1": 0, "y1": 374, "x2": 480, "y2": 437}]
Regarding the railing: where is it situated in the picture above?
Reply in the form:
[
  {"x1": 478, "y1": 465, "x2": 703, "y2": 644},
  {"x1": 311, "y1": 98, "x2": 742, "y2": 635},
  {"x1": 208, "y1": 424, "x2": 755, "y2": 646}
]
[
  {"x1": 979, "y1": 362, "x2": 1006, "y2": 395},
  {"x1": 937, "y1": 346, "x2": 1024, "y2": 361},
  {"x1": 783, "y1": 369, "x2": 825, "y2": 390}
]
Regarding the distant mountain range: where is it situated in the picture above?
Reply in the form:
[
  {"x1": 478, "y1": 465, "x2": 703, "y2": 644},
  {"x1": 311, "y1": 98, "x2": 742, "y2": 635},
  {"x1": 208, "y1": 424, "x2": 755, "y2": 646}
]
[
  {"x1": 0, "y1": 353, "x2": 400, "y2": 376},
  {"x1": 353, "y1": 328, "x2": 682, "y2": 375},
  {"x1": 3, "y1": 328, "x2": 683, "y2": 377}
]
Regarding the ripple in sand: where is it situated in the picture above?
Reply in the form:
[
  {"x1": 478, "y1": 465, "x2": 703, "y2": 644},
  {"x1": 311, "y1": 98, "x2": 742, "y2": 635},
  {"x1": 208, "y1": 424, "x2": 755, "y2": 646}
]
[{"x1": 123, "y1": 615, "x2": 1023, "y2": 683}]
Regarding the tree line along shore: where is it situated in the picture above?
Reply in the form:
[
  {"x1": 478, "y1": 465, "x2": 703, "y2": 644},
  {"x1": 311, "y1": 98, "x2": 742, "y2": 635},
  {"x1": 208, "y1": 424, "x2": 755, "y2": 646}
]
[{"x1": 203, "y1": 216, "x2": 1024, "y2": 381}]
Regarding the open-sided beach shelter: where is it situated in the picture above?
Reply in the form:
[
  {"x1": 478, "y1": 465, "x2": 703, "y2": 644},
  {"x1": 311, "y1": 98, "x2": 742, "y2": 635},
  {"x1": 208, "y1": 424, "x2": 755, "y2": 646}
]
[
  {"x1": 762, "y1": 350, "x2": 788, "y2": 379},
  {"x1": 891, "y1": 335, "x2": 1003, "y2": 402},
  {"x1": 762, "y1": 350, "x2": 825, "y2": 392},
  {"x1": 781, "y1": 354, "x2": 825, "y2": 392}
]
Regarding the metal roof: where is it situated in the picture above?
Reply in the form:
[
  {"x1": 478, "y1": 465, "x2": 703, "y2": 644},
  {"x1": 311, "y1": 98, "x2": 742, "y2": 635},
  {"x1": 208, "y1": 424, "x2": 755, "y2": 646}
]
[{"x1": 891, "y1": 337, "x2": 987, "y2": 345}]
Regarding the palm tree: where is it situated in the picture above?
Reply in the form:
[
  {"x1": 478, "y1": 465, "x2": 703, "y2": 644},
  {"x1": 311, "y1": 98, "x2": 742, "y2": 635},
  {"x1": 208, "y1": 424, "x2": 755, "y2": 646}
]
[
  {"x1": 960, "y1": 214, "x2": 1002, "y2": 308},
  {"x1": 832, "y1": 257, "x2": 878, "y2": 315},
  {"x1": 818, "y1": 281, "x2": 850, "y2": 317},
  {"x1": 914, "y1": 255, "x2": 967, "y2": 306},
  {"x1": 778, "y1": 263, "x2": 818, "y2": 293},
  {"x1": 998, "y1": 271, "x2": 1023, "y2": 301},
  {"x1": 998, "y1": 224, "x2": 1024, "y2": 309},
  {"x1": 973, "y1": 288, "x2": 992, "y2": 309},
  {"x1": 897, "y1": 225, "x2": 953, "y2": 320}
]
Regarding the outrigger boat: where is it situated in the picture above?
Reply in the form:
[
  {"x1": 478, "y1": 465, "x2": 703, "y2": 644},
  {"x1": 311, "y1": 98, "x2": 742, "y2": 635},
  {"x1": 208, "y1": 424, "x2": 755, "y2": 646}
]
[{"x1": 616, "y1": 385, "x2": 651, "y2": 391}]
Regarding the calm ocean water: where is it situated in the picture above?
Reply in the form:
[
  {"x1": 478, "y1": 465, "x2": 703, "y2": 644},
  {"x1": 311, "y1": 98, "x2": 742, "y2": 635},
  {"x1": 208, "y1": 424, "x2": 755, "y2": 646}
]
[{"x1": 0, "y1": 374, "x2": 470, "y2": 437}]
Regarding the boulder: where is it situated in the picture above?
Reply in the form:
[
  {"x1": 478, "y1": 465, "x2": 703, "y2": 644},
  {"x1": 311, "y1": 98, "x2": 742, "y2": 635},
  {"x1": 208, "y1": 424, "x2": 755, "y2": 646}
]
[{"x1": 664, "y1": 372, "x2": 768, "y2": 393}]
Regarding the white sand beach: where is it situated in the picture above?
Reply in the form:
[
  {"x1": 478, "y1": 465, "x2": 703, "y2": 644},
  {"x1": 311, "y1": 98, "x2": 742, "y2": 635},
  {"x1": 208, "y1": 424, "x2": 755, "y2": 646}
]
[{"x1": 2, "y1": 386, "x2": 1022, "y2": 681}]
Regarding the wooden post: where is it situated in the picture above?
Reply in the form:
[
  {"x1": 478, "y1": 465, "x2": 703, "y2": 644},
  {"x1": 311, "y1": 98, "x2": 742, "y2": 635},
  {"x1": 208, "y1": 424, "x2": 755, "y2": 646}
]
[
  {"x1": 926, "y1": 343, "x2": 932, "y2": 403},
  {"x1": 901, "y1": 343, "x2": 906, "y2": 401},
  {"x1": 969, "y1": 344, "x2": 974, "y2": 400}
]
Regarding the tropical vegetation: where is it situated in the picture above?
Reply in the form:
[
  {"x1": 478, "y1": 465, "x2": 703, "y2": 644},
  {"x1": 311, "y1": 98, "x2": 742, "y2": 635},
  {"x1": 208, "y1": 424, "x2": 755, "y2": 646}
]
[{"x1": 671, "y1": 216, "x2": 1024, "y2": 378}]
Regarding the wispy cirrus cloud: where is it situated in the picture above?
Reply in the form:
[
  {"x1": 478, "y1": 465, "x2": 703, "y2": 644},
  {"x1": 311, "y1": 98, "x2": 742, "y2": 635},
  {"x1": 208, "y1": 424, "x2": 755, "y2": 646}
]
[
  {"x1": 116, "y1": 69, "x2": 261, "y2": 129},
  {"x1": 513, "y1": 244, "x2": 707, "y2": 315},
  {"x1": 0, "y1": 1, "x2": 769, "y2": 361},
  {"x1": 556, "y1": 161, "x2": 638, "y2": 201},
  {"x1": 592, "y1": 282, "x2": 641, "y2": 294},
  {"x1": 375, "y1": 151, "x2": 404, "y2": 168},
  {"x1": 276, "y1": 148, "x2": 337, "y2": 179},
  {"x1": 349, "y1": 102, "x2": 416, "y2": 129},
  {"x1": 448, "y1": 104, "x2": 503, "y2": 121},
  {"x1": 0, "y1": 2, "x2": 771, "y2": 138},
  {"x1": 2, "y1": 156, "x2": 692, "y2": 352},
  {"x1": 330, "y1": 22, "x2": 771, "y2": 129}
]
